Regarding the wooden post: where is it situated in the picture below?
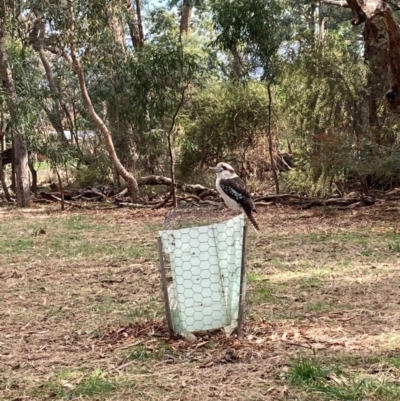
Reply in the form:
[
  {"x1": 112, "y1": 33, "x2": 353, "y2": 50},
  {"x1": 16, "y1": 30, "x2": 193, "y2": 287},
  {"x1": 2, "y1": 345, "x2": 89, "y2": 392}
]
[
  {"x1": 237, "y1": 223, "x2": 248, "y2": 338},
  {"x1": 157, "y1": 237, "x2": 174, "y2": 337}
]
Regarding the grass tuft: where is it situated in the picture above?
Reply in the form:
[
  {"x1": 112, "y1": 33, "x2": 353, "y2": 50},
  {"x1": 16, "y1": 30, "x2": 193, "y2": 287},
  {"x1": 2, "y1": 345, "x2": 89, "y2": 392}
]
[
  {"x1": 313, "y1": 378, "x2": 400, "y2": 401},
  {"x1": 388, "y1": 239, "x2": 400, "y2": 253},
  {"x1": 287, "y1": 357, "x2": 329, "y2": 386},
  {"x1": 126, "y1": 342, "x2": 173, "y2": 361},
  {"x1": 44, "y1": 369, "x2": 117, "y2": 399}
]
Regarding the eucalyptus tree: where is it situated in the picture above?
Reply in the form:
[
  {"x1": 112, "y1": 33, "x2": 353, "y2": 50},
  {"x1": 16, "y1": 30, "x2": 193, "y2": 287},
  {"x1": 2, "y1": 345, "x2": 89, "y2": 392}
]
[
  {"x1": 66, "y1": 0, "x2": 140, "y2": 199},
  {"x1": 0, "y1": 0, "x2": 30, "y2": 206},
  {"x1": 167, "y1": 0, "x2": 206, "y2": 35},
  {"x1": 210, "y1": 0, "x2": 284, "y2": 193},
  {"x1": 124, "y1": 28, "x2": 209, "y2": 206},
  {"x1": 319, "y1": 1, "x2": 400, "y2": 114},
  {"x1": 125, "y1": 0, "x2": 144, "y2": 48},
  {"x1": 276, "y1": 0, "x2": 400, "y2": 194},
  {"x1": 179, "y1": 81, "x2": 271, "y2": 176},
  {"x1": 13, "y1": 0, "x2": 141, "y2": 199}
]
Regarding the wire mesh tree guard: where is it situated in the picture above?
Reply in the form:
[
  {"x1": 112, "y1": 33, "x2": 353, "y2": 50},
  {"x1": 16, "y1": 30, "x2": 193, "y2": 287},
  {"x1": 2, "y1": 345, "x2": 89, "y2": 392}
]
[{"x1": 157, "y1": 206, "x2": 248, "y2": 339}]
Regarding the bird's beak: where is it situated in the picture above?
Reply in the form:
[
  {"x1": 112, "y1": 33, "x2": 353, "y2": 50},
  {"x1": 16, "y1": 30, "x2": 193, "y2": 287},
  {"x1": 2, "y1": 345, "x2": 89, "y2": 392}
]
[{"x1": 209, "y1": 166, "x2": 222, "y2": 173}]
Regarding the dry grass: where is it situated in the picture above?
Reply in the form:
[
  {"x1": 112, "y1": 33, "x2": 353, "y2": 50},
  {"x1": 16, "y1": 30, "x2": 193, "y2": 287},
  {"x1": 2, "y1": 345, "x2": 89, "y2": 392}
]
[{"x1": 1, "y1": 202, "x2": 400, "y2": 400}]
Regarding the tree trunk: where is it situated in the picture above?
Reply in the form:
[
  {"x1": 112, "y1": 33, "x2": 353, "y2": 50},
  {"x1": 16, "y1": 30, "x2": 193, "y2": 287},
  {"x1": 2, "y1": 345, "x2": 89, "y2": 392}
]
[
  {"x1": 324, "y1": 1, "x2": 400, "y2": 112},
  {"x1": 125, "y1": 0, "x2": 144, "y2": 48},
  {"x1": 167, "y1": 132, "x2": 177, "y2": 209},
  {"x1": 231, "y1": 48, "x2": 244, "y2": 77},
  {"x1": 0, "y1": 153, "x2": 10, "y2": 201},
  {"x1": 107, "y1": 6, "x2": 126, "y2": 49},
  {"x1": 28, "y1": 159, "x2": 38, "y2": 197},
  {"x1": 0, "y1": 0, "x2": 30, "y2": 207},
  {"x1": 68, "y1": 0, "x2": 139, "y2": 201},
  {"x1": 107, "y1": 101, "x2": 136, "y2": 170},
  {"x1": 180, "y1": 0, "x2": 192, "y2": 35},
  {"x1": 266, "y1": 78, "x2": 279, "y2": 194},
  {"x1": 31, "y1": 10, "x2": 68, "y2": 142},
  {"x1": 135, "y1": 0, "x2": 144, "y2": 47},
  {"x1": 347, "y1": 1, "x2": 400, "y2": 111},
  {"x1": 55, "y1": 168, "x2": 65, "y2": 211},
  {"x1": 12, "y1": 133, "x2": 30, "y2": 206},
  {"x1": 362, "y1": 19, "x2": 395, "y2": 144},
  {"x1": 0, "y1": 112, "x2": 11, "y2": 201}
]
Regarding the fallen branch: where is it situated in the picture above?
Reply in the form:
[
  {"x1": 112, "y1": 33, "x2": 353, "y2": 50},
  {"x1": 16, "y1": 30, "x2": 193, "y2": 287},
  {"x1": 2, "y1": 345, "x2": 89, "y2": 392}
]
[
  {"x1": 254, "y1": 194, "x2": 317, "y2": 202},
  {"x1": 137, "y1": 175, "x2": 217, "y2": 196},
  {"x1": 115, "y1": 202, "x2": 154, "y2": 208},
  {"x1": 40, "y1": 193, "x2": 83, "y2": 208},
  {"x1": 303, "y1": 196, "x2": 375, "y2": 209},
  {"x1": 153, "y1": 193, "x2": 172, "y2": 210}
]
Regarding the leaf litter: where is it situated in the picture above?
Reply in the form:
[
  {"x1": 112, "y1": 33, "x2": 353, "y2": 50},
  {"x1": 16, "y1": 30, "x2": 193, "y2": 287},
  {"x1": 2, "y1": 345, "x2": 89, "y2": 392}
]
[{"x1": 1, "y1": 203, "x2": 400, "y2": 400}]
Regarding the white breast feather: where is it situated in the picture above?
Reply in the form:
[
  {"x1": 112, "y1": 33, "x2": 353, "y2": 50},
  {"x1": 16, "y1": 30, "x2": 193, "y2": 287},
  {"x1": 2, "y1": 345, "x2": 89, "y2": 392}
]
[{"x1": 216, "y1": 178, "x2": 242, "y2": 211}]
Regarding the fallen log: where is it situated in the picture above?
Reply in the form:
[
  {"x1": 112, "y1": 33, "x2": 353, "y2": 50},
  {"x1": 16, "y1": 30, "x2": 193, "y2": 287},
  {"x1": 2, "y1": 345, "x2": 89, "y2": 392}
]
[
  {"x1": 255, "y1": 194, "x2": 317, "y2": 202},
  {"x1": 40, "y1": 193, "x2": 83, "y2": 208},
  {"x1": 137, "y1": 175, "x2": 217, "y2": 196},
  {"x1": 302, "y1": 196, "x2": 375, "y2": 209},
  {"x1": 40, "y1": 191, "x2": 79, "y2": 201}
]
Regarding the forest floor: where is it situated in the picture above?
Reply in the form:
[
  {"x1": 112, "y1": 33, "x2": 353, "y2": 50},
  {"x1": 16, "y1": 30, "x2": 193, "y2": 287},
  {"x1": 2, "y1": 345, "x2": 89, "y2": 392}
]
[{"x1": 1, "y1": 202, "x2": 400, "y2": 401}]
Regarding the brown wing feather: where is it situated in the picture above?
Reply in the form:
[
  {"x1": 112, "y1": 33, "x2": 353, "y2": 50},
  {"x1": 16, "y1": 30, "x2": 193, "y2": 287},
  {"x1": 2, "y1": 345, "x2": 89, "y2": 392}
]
[{"x1": 219, "y1": 177, "x2": 257, "y2": 212}]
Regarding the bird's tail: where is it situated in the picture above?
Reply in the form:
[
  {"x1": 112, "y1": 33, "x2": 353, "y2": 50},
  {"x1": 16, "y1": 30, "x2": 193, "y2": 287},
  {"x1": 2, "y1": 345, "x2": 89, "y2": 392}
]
[{"x1": 244, "y1": 209, "x2": 259, "y2": 232}]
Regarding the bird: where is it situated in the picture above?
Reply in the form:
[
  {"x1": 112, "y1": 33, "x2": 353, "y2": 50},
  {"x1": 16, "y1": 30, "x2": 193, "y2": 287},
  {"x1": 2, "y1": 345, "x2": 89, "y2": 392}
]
[{"x1": 209, "y1": 162, "x2": 259, "y2": 232}]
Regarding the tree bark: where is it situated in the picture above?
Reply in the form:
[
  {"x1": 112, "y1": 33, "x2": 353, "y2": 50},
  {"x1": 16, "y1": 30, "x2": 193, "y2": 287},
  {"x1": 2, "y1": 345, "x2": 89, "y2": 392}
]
[
  {"x1": 125, "y1": 0, "x2": 144, "y2": 48},
  {"x1": 362, "y1": 19, "x2": 394, "y2": 144},
  {"x1": 0, "y1": 0, "x2": 30, "y2": 207},
  {"x1": 0, "y1": 112, "x2": 11, "y2": 201},
  {"x1": 231, "y1": 48, "x2": 244, "y2": 77},
  {"x1": 28, "y1": 159, "x2": 38, "y2": 197},
  {"x1": 328, "y1": 0, "x2": 400, "y2": 112},
  {"x1": 266, "y1": 77, "x2": 279, "y2": 194},
  {"x1": 67, "y1": 0, "x2": 139, "y2": 201},
  {"x1": 180, "y1": 0, "x2": 192, "y2": 35},
  {"x1": 345, "y1": 0, "x2": 367, "y2": 25},
  {"x1": 107, "y1": 6, "x2": 126, "y2": 49},
  {"x1": 55, "y1": 168, "x2": 65, "y2": 211},
  {"x1": 31, "y1": 9, "x2": 68, "y2": 142},
  {"x1": 359, "y1": 1, "x2": 400, "y2": 111}
]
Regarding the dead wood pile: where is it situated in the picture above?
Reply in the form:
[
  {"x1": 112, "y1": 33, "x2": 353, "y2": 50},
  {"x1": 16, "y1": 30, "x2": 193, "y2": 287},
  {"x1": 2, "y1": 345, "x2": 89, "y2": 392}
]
[{"x1": 2, "y1": 174, "x2": 400, "y2": 209}]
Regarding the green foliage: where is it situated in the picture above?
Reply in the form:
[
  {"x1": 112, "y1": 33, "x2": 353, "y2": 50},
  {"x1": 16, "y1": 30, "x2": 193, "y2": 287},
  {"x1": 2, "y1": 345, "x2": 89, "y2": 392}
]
[
  {"x1": 276, "y1": 29, "x2": 368, "y2": 195},
  {"x1": 178, "y1": 81, "x2": 269, "y2": 174},
  {"x1": 126, "y1": 38, "x2": 209, "y2": 128},
  {"x1": 4, "y1": 40, "x2": 44, "y2": 146},
  {"x1": 4, "y1": 0, "x2": 400, "y2": 195},
  {"x1": 73, "y1": 155, "x2": 113, "y2": 188},
  {"x1": 210, "y1": 0, "x2": 283, "y2": 73},
  {"x1": 352, "y1": 141, "x2": 400, "y2": 189}
]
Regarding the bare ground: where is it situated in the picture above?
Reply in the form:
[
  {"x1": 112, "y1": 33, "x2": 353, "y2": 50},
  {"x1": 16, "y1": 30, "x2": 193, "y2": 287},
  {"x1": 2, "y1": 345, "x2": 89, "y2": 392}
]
[{"x1": 1, "y1": 203, "x2": 400, "y2": 400}]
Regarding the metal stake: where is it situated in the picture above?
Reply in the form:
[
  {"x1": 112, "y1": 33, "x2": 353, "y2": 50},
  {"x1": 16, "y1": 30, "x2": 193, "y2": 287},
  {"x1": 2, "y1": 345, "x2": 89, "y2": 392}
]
[
  {"x1": 157, "y1": 237, "x2": 174, "y2": 337},
  {"x1": 237, "y1": 223, "x2": 248, "y2": 338}
]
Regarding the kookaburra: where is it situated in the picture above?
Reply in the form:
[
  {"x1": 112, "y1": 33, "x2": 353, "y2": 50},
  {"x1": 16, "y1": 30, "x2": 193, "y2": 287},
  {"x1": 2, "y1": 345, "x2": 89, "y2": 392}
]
[{"x1": 210, "y1": 162, "x2": 259, "y2": 232}]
